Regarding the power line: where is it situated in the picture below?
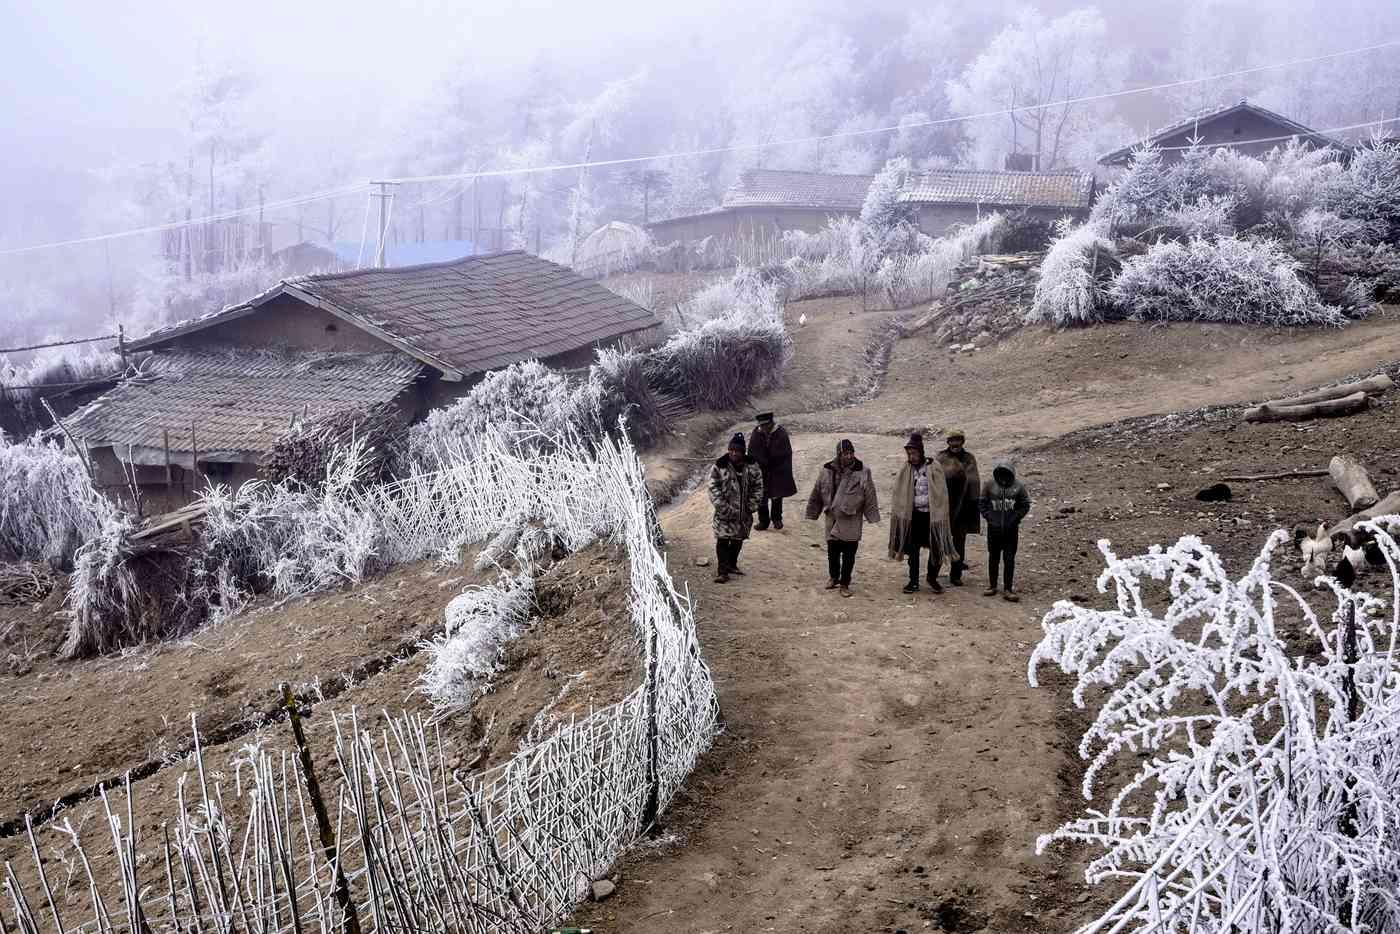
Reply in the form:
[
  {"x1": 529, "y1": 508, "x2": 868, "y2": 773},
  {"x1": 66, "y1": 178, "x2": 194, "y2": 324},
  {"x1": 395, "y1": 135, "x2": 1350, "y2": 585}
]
[
  {"x1": 2, "y1": 36, "x2": 1397, "y2": 257},
  {"x1": 0, "y1": 334, "x2": 120, "y2": 354},
  {"x1": 0, "y1": 183, "x2": 365, "y2": 258}
]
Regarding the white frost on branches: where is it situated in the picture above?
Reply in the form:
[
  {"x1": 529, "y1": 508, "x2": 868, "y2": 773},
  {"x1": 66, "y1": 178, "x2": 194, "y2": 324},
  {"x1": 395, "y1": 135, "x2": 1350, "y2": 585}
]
[
  {"x1": 1027, "y1": 218, "x2": 1115, "y2": 326},
  {"x1": 1030, "y1": 521, "x2": 1400, "y2": 933},
  {"x1": 1111, "y1": 236, "x2": 1343, "y2": 327},
  {"x1": 419, "y1": 565, "x2": 537, "y2": 716},
  {"x1": 0, "y1": 433, "x2": 121, "y2": 567}
]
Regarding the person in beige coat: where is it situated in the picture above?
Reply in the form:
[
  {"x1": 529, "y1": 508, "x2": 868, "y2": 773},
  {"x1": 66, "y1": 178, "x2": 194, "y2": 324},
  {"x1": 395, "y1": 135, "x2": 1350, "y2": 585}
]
[{"x1": 804, "y1": 438, "x2": 881, "y2": 596}]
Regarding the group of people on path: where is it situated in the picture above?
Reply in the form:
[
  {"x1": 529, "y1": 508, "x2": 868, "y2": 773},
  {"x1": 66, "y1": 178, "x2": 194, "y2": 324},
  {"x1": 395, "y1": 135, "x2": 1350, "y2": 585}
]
[{"x1": 708, "y1": 414, "x2": 1030, "y2": 600}]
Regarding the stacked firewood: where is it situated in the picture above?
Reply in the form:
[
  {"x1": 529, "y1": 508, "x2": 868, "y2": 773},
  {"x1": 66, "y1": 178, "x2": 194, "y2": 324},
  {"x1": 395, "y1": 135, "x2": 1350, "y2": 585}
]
[
  {"x1": 263, "y1": 402, "x2": 406, "y2": 489},
  {"x1": 0, "y1": 562, "x2": 55, "y2": 606},
  {"x1": 900, "y1": 252, "x2": 1044, "y2": 349}
]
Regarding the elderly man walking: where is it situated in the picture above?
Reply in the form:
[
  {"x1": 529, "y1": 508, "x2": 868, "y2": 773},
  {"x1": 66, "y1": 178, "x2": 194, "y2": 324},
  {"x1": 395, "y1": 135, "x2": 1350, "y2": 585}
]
[
  {"x1": 933, "y1": 429, "x2": 981, "y2": 587},
  {"x1": 749, "y1": 412, "x2": 797, "y2": 530},
  {"x1": 805, "y1": 438, "x2": 880, "y2": 597},
  {"x1": 888, "y1": 433, "x2": 958, "y2": 594},
  {"x1": 708, "y1": 432, "x2": 764, "y2": 584}
]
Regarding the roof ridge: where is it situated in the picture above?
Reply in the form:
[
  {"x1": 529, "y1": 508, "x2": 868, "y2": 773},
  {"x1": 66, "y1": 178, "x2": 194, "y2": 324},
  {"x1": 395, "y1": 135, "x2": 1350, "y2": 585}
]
[
  {"x1": 736, "y1": 168, "x2": 876, "y2": 180},
  {"x1": 290, "y1": 249, "x2": 529, "y2": 285}
]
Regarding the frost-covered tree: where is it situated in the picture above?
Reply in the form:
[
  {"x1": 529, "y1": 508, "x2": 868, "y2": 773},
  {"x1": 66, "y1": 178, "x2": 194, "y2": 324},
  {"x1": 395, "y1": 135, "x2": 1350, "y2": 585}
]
[
  {"x1": 859, "y1": 157, "x2": 916, "y2": 247},
  {"x1": 947, "y1": 7, "x2": 1126, "y2": 171}
]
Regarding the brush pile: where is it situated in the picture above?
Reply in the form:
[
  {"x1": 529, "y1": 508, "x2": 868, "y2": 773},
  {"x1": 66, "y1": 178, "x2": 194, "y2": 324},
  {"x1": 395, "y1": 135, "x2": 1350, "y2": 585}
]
[
  {"x1": 0, "y1": 433, "x2": 121, "y2": 569},
  {"x1": 645, "y1": 312, "x2": 789, "y2": 410},
  {"x1": 0, "y1": 562, "x2": 56, "y2": 605}
]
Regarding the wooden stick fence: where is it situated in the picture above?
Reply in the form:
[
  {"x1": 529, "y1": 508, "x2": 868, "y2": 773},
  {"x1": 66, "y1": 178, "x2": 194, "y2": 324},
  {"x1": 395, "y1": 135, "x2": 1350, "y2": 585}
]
[{"x1": 6, "y1": 429, "x2": 718, "y2": 933}]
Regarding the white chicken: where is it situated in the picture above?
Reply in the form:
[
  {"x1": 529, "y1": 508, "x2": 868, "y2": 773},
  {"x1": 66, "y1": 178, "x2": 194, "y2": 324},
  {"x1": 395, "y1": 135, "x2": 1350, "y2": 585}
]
[
  {"x1": 1299, "y1": 522, "x2": 1331, "y2": 578},
  {"x1": 798, "y1": 312, "x2": 808, "y2": 327}
]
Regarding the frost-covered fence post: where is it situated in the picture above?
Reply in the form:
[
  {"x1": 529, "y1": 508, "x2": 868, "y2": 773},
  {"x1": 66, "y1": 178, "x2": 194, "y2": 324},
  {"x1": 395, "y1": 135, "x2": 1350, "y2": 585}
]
[
  {"x1": 281, "y1": 683, "x2": 360, "y2": 934},
  {"x1": 641, "y1": 575, "x2": 664, "y2": 828}
]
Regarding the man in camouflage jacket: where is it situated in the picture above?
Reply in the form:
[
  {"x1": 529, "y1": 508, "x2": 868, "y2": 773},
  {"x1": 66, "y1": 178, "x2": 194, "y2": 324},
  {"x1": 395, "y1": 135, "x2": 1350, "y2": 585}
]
[{"x1": 708, "y1": 433, "x2": 765, "y2": 584}]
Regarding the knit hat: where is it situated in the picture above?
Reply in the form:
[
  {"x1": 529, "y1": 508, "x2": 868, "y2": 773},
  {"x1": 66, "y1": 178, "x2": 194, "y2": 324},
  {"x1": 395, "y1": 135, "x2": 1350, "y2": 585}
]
[
  {"x1": 728, "y1": 432, "x2": 747, "y2": 452},
  {"x1": 946, "y1": 429, "x2": 966, "y2": 442},
  {"x1": 836, "y1": 438, "x2": 855, "y2": 456},
  {"x1": 903, "y1": 432, "x2": 924, "y2": 453},
  {"x1": 755, "y1": 412, "x2": 774, "y2": 424}
]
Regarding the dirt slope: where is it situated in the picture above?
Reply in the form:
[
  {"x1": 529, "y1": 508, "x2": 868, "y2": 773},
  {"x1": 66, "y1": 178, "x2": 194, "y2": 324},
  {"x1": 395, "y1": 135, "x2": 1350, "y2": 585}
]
[{"x1": 573, "y1": 305, "x2": 1400, "y2": 932}]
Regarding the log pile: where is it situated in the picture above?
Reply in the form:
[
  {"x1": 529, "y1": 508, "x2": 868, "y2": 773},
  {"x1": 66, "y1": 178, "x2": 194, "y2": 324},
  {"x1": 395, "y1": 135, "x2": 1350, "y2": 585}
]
[
  {"x1": 921, "y1": 252, "x2": 1043, "y2": 349},
  {"x1": 264, "y1": 402, "x2": 406, "y2": 490},
  {"x1": 0, "y1": 563, "x2": 55, "y2": 606},
  {"x1": 1244, "y1": 374, "x2": 1394, "y2": 423}
]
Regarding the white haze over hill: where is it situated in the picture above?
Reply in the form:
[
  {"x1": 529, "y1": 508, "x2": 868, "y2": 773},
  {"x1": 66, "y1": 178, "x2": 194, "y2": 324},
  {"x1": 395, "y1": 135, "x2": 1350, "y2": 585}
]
[{"x1": 0, "y1": 0, "x2": 1397, "y2": 345}]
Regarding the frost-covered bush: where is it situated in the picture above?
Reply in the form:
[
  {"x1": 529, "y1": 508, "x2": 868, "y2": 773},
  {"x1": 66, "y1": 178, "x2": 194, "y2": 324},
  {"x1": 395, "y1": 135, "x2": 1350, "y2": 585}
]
[
  {"x1": 1091, "y1": 144, "x2": 1174, "y2": 229},
  {"x1": 877, "y1": 212, "x2": 1004, "y2": 308},
  {"x1": 1111, "y1": 235, "x2": 1343, "y2": 327},
  {"x1": 1161, "y1": 194, "x2": 1238, "y2": 239},
  {"x1": 859, "y1": 156, "x2": 920, "y2": 254},
  {"x1": 646, "y1": 310, "x2": 789, "y2": 411},
  {"x1": 1031, "y1": 522, "x2": 1400, "y2": 933},
  {"x1": 1027, "y1": 219, "x2": 1117, "y2": 326},
  {"x1": 0, "y1": 433, "x2": 119, "y2": 568},
  {"x1": 591, "y1": 346, "x2": 668, "y2": 446},
  {"x1": 419, "y1": 566, "x2": 536, "y2": 716},
  {"x1": 681, "y1": 266, "x2": 784, "y2": 324},
  {"x1": 783, "y1": 216, "x2": 883, "y2": 302},
  {"x1": 1326, "y1": 142, "x2": 1400, "y2": 243},
  {"x1": 405, "y1": 360, "x2": 599, "y2": 466},
  {"x1": 604, "y1": 277, "x2": 656, "y2": 312}
]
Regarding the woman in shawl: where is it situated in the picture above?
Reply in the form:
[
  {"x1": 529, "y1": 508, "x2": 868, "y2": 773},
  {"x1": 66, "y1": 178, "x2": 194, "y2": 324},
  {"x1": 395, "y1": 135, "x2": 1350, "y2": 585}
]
[{"x1": 888, "y1": 433, "x2": 958, "y2": 594}]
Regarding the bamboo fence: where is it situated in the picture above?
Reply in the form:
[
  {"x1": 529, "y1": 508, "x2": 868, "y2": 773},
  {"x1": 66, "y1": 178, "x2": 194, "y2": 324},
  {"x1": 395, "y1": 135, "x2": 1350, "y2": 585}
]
[{"x1": 4, "y1": 431, "x2": 719, "y2": 932}]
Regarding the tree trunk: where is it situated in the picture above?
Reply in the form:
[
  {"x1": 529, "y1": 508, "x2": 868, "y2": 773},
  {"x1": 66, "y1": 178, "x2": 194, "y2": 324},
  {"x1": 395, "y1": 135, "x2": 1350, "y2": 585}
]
[
  {"x1": 1266, "y1": 374, "x2": 1394, "y2": 408},
  {"x1": 1330, "y1": 455, "x2": 1380, "y2": 512},
  {"x1": 1330, "y1": 491, "x2": 1400, "y2": 539},
  {"x1": 1244, "y1": 391, "x2": 1370, "y2": 423}
]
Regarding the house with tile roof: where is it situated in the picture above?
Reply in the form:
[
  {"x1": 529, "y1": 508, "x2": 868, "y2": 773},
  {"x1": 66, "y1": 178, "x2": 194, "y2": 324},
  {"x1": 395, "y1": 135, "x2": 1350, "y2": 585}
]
[
  {"x1": 899, "y1": 168, "x2": 1096, "y2": 235},
  {"x1": 1098, "y1": 100, "x2": 1346, "y2": 168},
  {"x1": 69, "y1": 251, "x2": 660, "y2": 506},
  {"x1": 646, "y1": 169, "x2": 875, "y2": 265}
]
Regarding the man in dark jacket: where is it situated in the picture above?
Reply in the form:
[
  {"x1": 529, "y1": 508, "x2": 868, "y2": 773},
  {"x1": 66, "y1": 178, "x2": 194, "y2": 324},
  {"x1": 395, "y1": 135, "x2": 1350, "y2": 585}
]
[
  {"x1": 708, "y1": 433, "x2": 765, "y2": 584},
  {"x1": 934, "y1": 429, "x2": 981, "y2": 587},
  {"x1": 749, "y1": 412, "x2": 797, "y2": 530},
  {"x1": 979, "y1": 458, "x2": 1031, "y2": 602}
]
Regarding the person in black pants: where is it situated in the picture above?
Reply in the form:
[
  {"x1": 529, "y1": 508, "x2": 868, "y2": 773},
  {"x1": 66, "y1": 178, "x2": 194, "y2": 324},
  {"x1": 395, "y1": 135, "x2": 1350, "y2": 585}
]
[
  {"x1": 887, "y1": 433, "x2": 958, "y2": 594},
  {"x1": 979, "y1": 459, "x2": 1031, "y2": 602},
  {"x1": 805, "y1": 439, "x2": 881, "y2": 597},
  {"x1": 749, "y1": 413, "x2": 797, "y2": 530}
]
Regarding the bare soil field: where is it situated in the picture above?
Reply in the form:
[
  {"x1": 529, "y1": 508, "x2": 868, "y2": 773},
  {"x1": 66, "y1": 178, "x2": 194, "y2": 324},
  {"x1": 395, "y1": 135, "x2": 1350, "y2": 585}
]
[{"x1": 572, "y1": 305, "x2": 1400, "y2": 932}]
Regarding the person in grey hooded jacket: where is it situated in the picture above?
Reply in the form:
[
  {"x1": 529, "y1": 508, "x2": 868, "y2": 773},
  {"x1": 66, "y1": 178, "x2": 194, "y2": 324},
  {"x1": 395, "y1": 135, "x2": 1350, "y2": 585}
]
[{"x1": 978, "y1": 459, "x2": 1031, "y2": 602}]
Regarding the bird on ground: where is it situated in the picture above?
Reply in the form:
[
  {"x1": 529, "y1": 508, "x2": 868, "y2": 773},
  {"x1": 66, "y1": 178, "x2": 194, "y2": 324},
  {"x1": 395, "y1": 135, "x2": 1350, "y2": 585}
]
[
  {"x1": 1332, "y1": 527, "x2": 1387, "y2": 580},
  {"x1": 798, "y1": 312, "x2": 808, "y2": 327},
  {"x1": 1299, "y1": 522, "x2": 1332, "y2": 578}
]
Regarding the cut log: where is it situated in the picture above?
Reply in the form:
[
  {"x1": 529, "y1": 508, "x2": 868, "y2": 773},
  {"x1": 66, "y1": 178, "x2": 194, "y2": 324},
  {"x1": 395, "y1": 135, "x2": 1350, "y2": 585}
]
[
  {"x1": 1221, "y1": 468, "x2": 1329, "y2": 482},
  {"x1": 1244, "y1": 391, "x2": 1370, "y2": 423},
  {"x1": 1329, "y1": 455, "x2": 1380, "y2": 512},
  {"x1": 1329, "y1": 491, "x2": 1400, "y2": 539},
  {"x1": 1266, "y1": 374, "x2": 1394, "y2": 409}
]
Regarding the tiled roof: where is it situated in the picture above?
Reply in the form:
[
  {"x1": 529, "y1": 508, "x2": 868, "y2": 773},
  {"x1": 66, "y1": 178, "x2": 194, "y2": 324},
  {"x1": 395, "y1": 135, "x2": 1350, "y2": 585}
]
[
  {"x1": 1098, "y1": 100, "x2": 1346, "y2": 165},
  {"x1": 66, "y1": 352, "x2": 421, "y2": 458},
  {"x1": 722, "y1": 170, "x2": 873, "y2": 211},
  {"x1": 127, "y1": 252, "x2": 661, "y2": 380},
  {"x1": 899, "y1": 169, "x2": 1094, "y2": 210}
]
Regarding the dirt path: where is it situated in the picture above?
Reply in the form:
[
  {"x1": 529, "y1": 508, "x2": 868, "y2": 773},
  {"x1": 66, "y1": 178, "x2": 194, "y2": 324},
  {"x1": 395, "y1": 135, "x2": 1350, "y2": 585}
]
[{"x1": 573, "y1": 309, "x2": 1400, "y2": 932}]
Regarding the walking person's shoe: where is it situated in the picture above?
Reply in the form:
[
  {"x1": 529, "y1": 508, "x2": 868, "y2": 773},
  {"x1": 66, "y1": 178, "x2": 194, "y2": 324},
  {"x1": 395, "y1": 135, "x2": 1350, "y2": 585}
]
[
  {"x1": 902, "y1": 581, "x2": 919, "y2": 594},
  {"x1": 1002, "y1": 589, "x2": 1021, "y2": 603},
  {"x1": 825, "y1": 578, "x2": 840, "y2": 590},
  {"x1": 840, "y1": 585, "x2": 853, "y2": 598},
  {"x1": 714, "y1": 572, "x2": 729, "y2": 584},
  {"x1": 983, "y1": 587, "x2": 999, "y2": 597},
  {"x1": 755, "y1": 524, "x2": 770, "y2": 532},
  {"x1": 728, "y1": 566, "x2": 746, "y2": 576},
  {"x1": 926, "y1": 577, "x2": 944, "y2": 594},
  {"x1": 773, "y1": 520, "x2": 784, "y2": 530}
]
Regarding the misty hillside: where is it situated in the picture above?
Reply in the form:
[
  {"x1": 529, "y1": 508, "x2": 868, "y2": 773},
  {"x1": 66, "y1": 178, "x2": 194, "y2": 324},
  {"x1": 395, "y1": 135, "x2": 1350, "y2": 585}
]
[{"x1": 1, "y1": 0, "x2": 1397, "y2": 346}]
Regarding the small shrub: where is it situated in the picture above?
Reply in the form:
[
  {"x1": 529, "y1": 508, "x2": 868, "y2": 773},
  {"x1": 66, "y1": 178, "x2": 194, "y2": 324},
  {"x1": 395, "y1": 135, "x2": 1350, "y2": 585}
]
[
  {"x1": 1110, "y1": 236, "x2": 1343, "y2": 327},
  {"x1": 1326, "y1": 142, "x2": 1400, "y2": 243},
  {"x1": 418, "y1": 568, "x2": 537, "y2": 716}
]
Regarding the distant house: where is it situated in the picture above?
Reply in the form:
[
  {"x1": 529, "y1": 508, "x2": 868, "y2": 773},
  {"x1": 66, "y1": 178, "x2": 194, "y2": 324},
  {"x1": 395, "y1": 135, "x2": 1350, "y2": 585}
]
[
  {"x1": 68, "y1": 252, "x2": 660, "y2": 507},
  {"x1": 646, "y1": 169, "x2": 874, "y2": 263},
  {"x1": 1098, "y1": 100, "x2": 1346, "y2": 168},
  {"x1": 899, "y1": 168, "x2": 1096, "y2": 235}
]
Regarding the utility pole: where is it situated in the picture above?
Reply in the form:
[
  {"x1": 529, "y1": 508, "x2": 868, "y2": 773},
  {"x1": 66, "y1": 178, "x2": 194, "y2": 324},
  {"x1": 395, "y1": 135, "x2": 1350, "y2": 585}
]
[{"x1": 370, "y1": 181, "x2": 399, "y2": 267}]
